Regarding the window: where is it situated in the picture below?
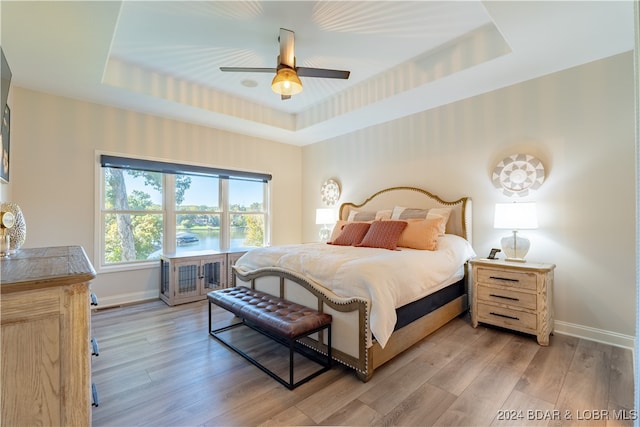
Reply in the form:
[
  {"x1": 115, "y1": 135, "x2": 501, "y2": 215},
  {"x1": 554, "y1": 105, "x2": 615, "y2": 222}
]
[
  {"x1": 103, "y1": 167, "x2": 164, "y2": 264},
  {"x1": 99, "y1": 155, "x2": 270, "y2": 268},
  {"x1": 175, "y1": 174, "x2": 221, "y2": 254}
]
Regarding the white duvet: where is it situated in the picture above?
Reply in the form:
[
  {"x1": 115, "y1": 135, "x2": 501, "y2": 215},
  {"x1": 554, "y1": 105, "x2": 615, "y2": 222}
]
[{"x1": 233, "y1": 234, "x2": 476, "y2": 348}]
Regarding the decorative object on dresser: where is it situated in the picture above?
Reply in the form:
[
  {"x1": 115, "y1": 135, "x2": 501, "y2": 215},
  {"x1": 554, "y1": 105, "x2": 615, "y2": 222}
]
[
  {"x1": 493, "y1": 202, "x2": 538, "y2": 262},
  {"x1": 1, "y1": 246, "x2": 96, "y2": 426},
  {"x1": 492, "y1": 153, "x2": 545, "y2": 198},
  {"x1": 0, "y1": 201, "x2": 26, "y2": 254},
  {"x1": 160, "y1": 248, "x2": 248, "y2": 306},
  {"x1": 0, "y1": 209, "x2": 14, "y2": 256},
  {"x1": 315, "y1": 208, "x2": 337, "y2": 242},
  {"x1": 470, "y1": 258, "x2": 555, "y2": 345}
]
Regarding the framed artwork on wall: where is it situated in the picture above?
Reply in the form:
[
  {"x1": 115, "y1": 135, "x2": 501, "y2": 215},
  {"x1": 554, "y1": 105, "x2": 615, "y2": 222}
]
[{"x1": 1, "y1": 105, "x2": 9, "y2": 183}]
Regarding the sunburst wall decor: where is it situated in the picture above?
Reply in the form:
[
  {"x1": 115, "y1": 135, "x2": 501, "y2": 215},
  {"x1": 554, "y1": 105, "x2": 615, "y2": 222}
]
[
  {"x1": 492, "y1": 154, "x2": 545, "y2": 197},
  {"x1": 321, "y1": 179, "x2": 341, "y2": 206}
]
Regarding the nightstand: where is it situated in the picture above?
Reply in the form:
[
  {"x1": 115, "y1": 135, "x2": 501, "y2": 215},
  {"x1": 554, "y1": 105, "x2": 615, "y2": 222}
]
[{"x1": 470, "y1": 258, "x2": 555, "y2": 345}]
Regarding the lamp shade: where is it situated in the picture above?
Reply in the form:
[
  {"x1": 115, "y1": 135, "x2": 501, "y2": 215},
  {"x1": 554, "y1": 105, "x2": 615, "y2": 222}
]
[
  {"x1": 271, "y1": 68, "x2": 303, "y2": 96},
  {"x1": 493, "y1": 202, "x2": 538, "y2": 230},
  {"x1": 315, "y1": 208, "x2": 337, "y2": 225}
]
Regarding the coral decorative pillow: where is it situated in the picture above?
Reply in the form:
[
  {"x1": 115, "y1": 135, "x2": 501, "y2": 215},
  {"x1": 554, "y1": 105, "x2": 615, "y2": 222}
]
[
  {"x1": 329, "y1": 220, "x2": 349, "y2": 242},
  {"x1": 330, "y1": 222, "x2": 371, "y2": 246},
  {"x1": 397, "y1": 217, "x2": 444, "y2": 250},
  {"x1": 329, "y1": 220, "x2": 374, "y2": 243},
  {"x1": 357, "y1": 221, "x2": 408, "y2": 250}
]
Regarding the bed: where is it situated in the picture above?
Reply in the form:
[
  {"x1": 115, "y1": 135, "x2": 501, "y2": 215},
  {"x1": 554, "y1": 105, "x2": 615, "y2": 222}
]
[{"x1": 232, "y1": 186, "x2": 474, "y2": 382}]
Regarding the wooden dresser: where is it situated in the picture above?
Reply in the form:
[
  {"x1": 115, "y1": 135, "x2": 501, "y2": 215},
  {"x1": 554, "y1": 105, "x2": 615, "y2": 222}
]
[
  {"x1": 470, "y1": 258, "x2": 555, "y2": 345},
  {"x1": 1, "y1": 246, "x2": 96, "y2": 426}
]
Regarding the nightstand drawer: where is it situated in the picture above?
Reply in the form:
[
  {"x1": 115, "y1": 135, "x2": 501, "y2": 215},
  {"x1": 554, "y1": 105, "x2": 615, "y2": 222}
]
[
  {"x1": 476, "y1": 285, "x2": 536, "y2": 310},
  {"x1": 476, "y1": 267, "x2": 537, "y2": 291},
  {"x1": 476, "y1": 303, "x2": 537, "y2": 332}
]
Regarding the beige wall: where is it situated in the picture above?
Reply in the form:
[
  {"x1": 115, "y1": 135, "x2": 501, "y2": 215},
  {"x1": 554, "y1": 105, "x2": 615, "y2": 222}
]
[
  {"x1": 4, "y1": 88, "x2": 302, "y2": 304},
  {"x1": 302, "y1": 52, "x2": 636, "y2": 346},
  {"x1": 1, "y1": 52, "x2": 634, "y2": 348}
]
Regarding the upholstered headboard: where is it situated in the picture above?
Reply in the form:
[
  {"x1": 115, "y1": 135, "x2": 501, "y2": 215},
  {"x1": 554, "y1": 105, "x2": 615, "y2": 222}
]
[{"x1": 338, "y1": 186, "x2": 472, "y2": 244}]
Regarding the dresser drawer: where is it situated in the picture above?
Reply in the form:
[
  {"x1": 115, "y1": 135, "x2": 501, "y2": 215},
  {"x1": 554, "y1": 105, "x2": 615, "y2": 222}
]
[
  {"x1": 476, "y1": 267, "x2": 537, "y2": 291},
  {"x1": 476, "y1": 302, "x2": 537, "y2": 333},
  {"x1": 476, "y1": 285, "x2": 536, "y2": 310}
]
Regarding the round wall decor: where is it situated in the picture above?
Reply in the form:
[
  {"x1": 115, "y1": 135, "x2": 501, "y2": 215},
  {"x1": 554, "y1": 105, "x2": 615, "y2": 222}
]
[
  {"x1": 321, "y1": 179, "x2": 341, "y2": 206},
  {"x1": 492, "y1": 154, "x2": 545, "y2": 197}
]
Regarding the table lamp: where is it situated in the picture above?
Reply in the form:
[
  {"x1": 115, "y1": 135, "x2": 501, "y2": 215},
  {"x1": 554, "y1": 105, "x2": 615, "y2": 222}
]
[
  {"x1": 493, "y1": 202, "x2": 538, "y2": 262},
  {"x1": 315, "y1": 208, "x2": 337, "y2": 242}
]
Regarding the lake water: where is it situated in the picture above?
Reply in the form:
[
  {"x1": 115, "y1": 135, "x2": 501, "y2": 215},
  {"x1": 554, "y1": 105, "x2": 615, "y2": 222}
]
[
  {"x1": 147, "y1": 228, "x2": 253, "y2": 259},
  {"x1": 175, "y1": 228, "x2": 250, "y2": 253}
]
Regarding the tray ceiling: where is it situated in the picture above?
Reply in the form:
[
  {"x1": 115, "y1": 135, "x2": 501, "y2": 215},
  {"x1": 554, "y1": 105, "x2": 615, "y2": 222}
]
[{"x1": 0, "y1": 1, "x2": 634, "y2": 145}]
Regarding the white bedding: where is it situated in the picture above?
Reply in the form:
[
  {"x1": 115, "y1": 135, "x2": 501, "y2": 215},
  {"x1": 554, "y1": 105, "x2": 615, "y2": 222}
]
[{"x1": 233, "y1": 234, "x2": 476, "y2": 348}]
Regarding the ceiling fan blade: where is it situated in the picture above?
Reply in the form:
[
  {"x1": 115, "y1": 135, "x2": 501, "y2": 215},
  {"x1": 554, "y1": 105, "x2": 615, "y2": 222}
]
[
  {"x1": 220, "y1": 67, "x2": 277, "y2": 73},
  {"x1": 296, "y1": 67, "x2": 350, "y2": 79},
  {"x1": 281, "y1": 94, "x2": 291, "y2": 101},
  {"x1": 279, "y1": 28, "x2": 295, "y2": 69}
]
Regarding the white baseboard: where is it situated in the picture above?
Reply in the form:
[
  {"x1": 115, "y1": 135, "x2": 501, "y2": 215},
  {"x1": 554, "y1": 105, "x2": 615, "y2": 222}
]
[
  {"x1": 554, "y1": 320, "x2": 635, "y2": 350},
  {"x1": 92, "y1": 291, "x2": 160, "y2": 309}
]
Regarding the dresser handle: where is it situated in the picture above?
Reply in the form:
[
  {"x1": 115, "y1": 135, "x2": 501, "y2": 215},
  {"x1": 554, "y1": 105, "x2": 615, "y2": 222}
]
[
  {"x1": 489, "y1": 276, "x2": 519, "y2": 283},
  {"x1": 489, "y1": 293, "x2": 520, "y2": 302},
  {"x1": 490, "y1": 311, "x2": 520, "y2": 321},
  {"x1": 91, "y1": 337, "x2": 99, "y2": 356},
  {"x1": 92, "y1": 383, "x2": 99, "y2": 407}
]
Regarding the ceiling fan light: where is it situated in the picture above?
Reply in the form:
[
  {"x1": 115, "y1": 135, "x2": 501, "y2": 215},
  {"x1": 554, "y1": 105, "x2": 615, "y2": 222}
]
[{"x1": 271, "y1": 68, "x2": 302, "y2": 96}]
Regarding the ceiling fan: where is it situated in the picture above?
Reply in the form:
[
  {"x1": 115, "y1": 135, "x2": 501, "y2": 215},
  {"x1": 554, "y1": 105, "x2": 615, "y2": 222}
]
[{"x1": 220, "y1": 28, "x2": 351, "y2": 100}]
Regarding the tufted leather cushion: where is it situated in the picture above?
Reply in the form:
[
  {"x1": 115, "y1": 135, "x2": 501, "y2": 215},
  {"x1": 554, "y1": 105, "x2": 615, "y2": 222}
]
[{"x1": 209, "y1": 287, "x2": 332, "y2": 339}]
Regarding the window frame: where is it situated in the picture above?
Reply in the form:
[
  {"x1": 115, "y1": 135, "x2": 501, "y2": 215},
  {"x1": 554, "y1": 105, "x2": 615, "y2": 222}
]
[{"x1": 95, "y1": 152, "x2": 270, "y2": 272}]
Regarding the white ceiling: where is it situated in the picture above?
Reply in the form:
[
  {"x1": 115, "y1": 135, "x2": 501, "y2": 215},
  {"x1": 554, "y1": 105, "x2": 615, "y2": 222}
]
[{"x1": 0, "y1": 1, "x2": 634, "y2": 146}]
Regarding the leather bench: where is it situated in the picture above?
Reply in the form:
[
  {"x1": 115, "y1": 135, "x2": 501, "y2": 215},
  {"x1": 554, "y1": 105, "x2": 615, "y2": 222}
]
[{"x1": 208, "y1": 286, "x2": 332, "y2": 389}]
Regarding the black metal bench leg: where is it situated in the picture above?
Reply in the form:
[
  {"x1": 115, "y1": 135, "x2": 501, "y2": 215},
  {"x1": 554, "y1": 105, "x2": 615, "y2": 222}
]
[
  {"x1": 328, "y1": 324, "x2": 332, "y2": 368},
  {"x1": 208, "y1": 320, "x2": 331, "y2": 390},
  {"x1": 289, "y1": 339, "x2": 295, "y2": 388}
]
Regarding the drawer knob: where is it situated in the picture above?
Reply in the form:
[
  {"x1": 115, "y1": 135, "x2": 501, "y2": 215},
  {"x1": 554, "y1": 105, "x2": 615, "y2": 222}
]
[
  {"x1": 489, "y1": 293, "x2": 520, "y2": 302},
  {"x1": 490, "y1": 311, "x2": 520, "y2": 321}
]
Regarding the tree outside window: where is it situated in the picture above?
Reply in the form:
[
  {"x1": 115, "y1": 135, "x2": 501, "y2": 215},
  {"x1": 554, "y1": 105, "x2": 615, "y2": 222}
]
[{"x1": 101, "y1": 162, "x2": 268, "y2": 267}]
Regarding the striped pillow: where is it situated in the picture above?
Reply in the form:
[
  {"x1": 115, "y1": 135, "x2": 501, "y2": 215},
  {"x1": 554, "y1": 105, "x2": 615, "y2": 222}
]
[{"x1": 357, "y1": 221, "x2": 408, "y2": 250}]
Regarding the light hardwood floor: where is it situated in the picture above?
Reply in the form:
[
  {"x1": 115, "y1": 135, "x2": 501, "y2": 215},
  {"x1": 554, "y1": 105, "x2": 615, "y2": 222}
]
[{"x1": 91, "y1": 300, "x2": 634, "y2": 426}]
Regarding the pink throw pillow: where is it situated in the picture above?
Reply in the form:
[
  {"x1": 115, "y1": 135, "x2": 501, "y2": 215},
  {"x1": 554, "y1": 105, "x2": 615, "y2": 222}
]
[
  {"x1": 329, "y1": 222, "x2": 371, "y2": 246},
  {"x1": 357, "y1": 221, "x2": 408, "y2": 250}
]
